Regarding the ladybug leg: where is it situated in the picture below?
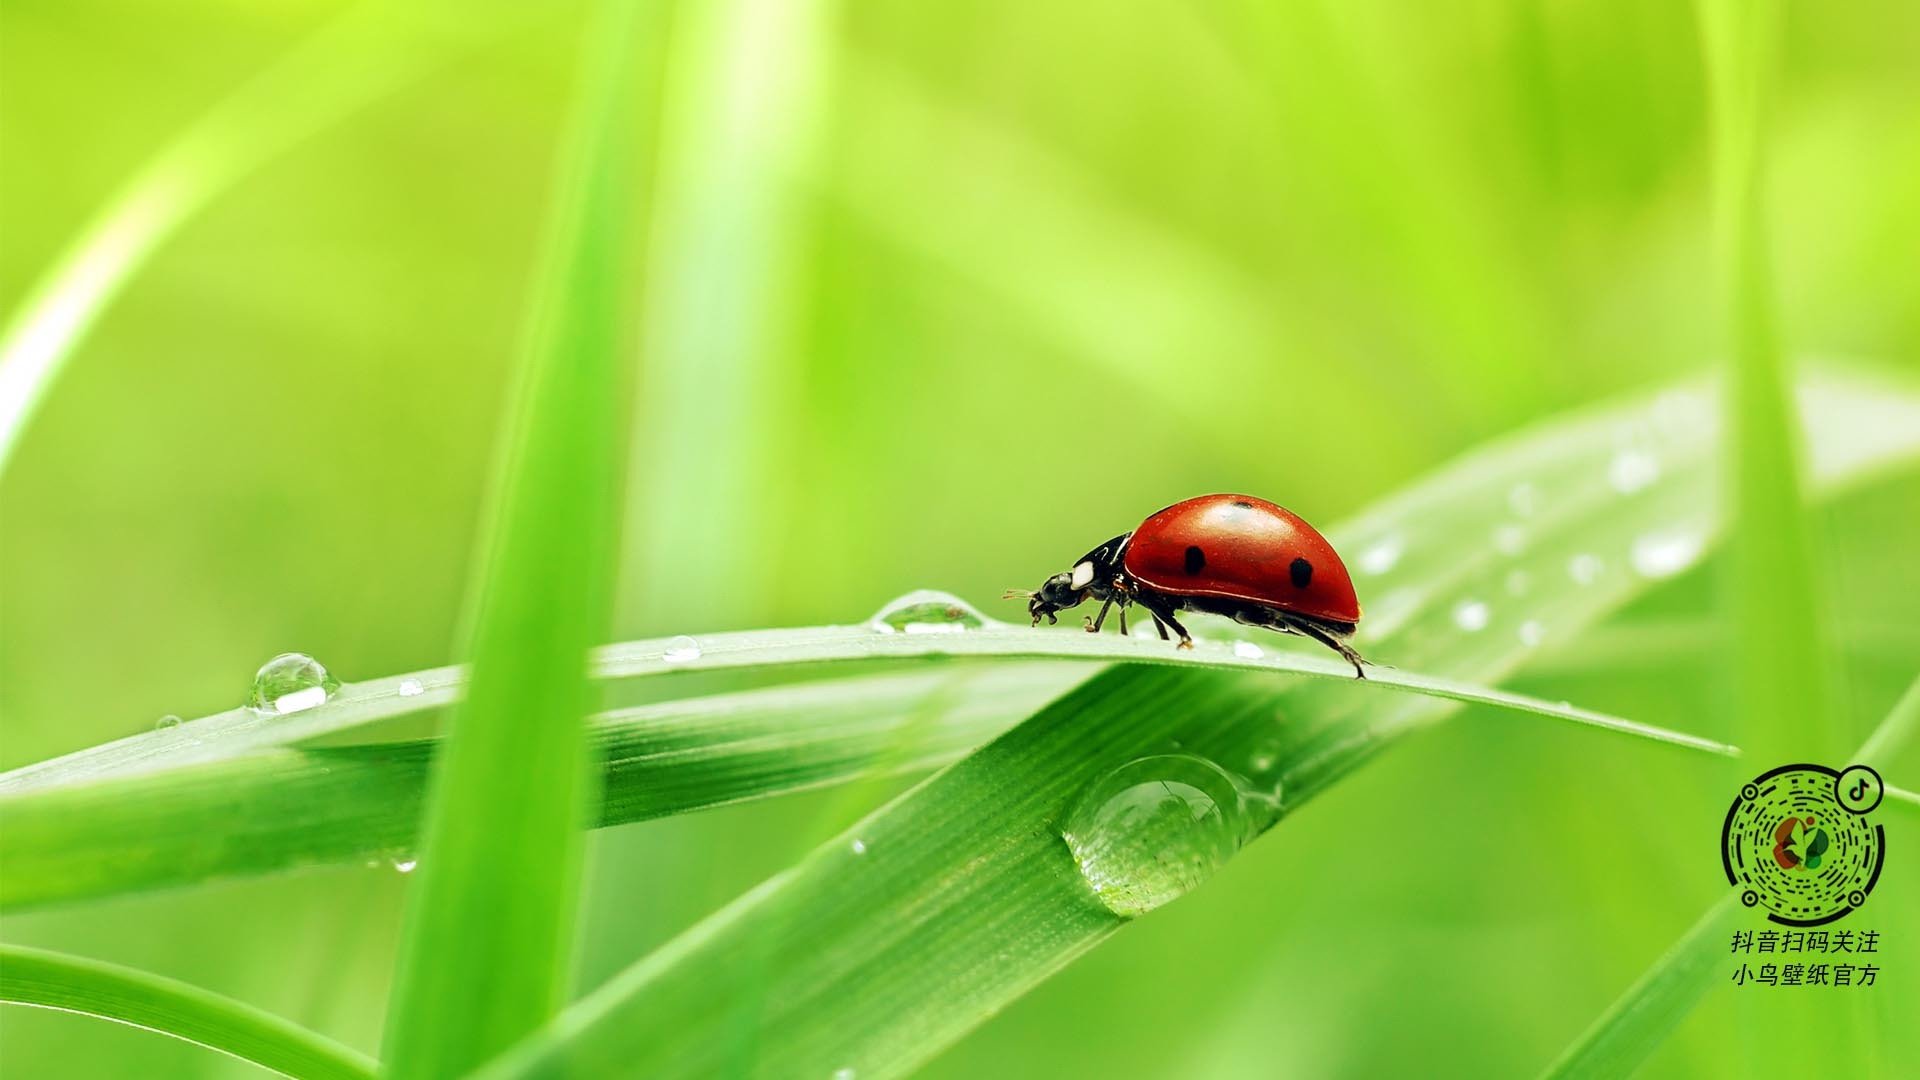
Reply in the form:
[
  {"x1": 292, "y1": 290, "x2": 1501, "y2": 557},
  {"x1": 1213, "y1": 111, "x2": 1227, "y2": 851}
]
[
  {"x1": 1149, "y1": 615, "x2": 1170, "y2": 641},
  {"x1": 1085, "y1": 596, "x2": 1115, "y2": 633},
  {"x1": 1117, "y1": 604, "x2": 1129, "y2": 637},
  {"x1": 1286, "y1": 617, "x2": 1367, "y2": 679},
  {"x1": 1134, "y1": 593, "x2": 1192, "y2": 649}
]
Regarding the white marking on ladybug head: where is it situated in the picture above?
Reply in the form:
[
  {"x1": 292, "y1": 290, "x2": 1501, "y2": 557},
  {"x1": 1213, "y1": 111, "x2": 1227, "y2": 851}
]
[{"x1": 1069, "y1": 561, "x2": 1095, "y2": 590}]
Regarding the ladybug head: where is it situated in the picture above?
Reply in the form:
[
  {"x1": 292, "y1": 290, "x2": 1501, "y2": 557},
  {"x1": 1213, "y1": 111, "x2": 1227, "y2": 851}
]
[{"x1": 1004, "y1": 563, "x2": 1095, "y2": 625}]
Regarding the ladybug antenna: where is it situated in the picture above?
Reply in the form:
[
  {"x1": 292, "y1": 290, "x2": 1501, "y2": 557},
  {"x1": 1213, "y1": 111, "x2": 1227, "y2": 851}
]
[{"x1": 1002, "y1": 588, "x2": 1036, "y2": 600}]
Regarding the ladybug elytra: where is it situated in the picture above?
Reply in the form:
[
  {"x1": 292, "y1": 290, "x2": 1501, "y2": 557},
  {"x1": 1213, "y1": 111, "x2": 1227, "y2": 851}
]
[{"x1": 1007, "y1": 494, "x2": 1367, "y2": 677}]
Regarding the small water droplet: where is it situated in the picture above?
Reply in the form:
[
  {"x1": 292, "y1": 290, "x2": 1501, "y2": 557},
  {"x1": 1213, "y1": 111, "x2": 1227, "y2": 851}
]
[
  {"x1": 1608, "y1": 448, "x2": 1661, "y2": 494},
  {"x1": 1630, "y1": 529, "x2": 1704, "y2": 579},
  {"x1": 392, "y1": 857, "x2": 418, "y2": 874},
  {"x1": 1507, "y1": 483, "x2": 1539, "y2": 518},
  {"x1": 832, "y1": 1069, "x2": 856, "y2": 1080},
  {"x1": 662, "y1": 635, "x2": 702, "y2": 663},
  {"x1": 1504, "y1": 569, "x2": 1531, "y2": 596},
  {"x1": 1356, "y1": 535, "x2": 1404, "y2": 576},
  {"x1": 155, "y1": 714, "x2": 183, "y2": 730},
  {"x1": 1232, "y1": 640, "x2": 1264, "y2": 659},
  {"x1": 1062, "y1": 755, "x2": 1252, "y2": 918},
  {"x1": 398, "y1": 678, "x2": 425, "y2": 698},
  {"x1": 247, "y1": 653, "x2": 341, "y2": 716},
  {"x1": 1452, "y1": 600, "x2": 1491, "y2": 632},
  {"x1": 869, "y1": 589, "x2": 993, "y2": 634},
  {"x1": 1492, "y1": 524, "x2": 1527, "y2": 555},
  {"x1": 1567, "y1": 553, "x2": 1604, "y2": 586},
  {"x1": 1517, "y1": 620, "x2": 1545, "y2": 647},
  {"x1": 850, "y1": 838, "x2": 868, "y2": 855}
]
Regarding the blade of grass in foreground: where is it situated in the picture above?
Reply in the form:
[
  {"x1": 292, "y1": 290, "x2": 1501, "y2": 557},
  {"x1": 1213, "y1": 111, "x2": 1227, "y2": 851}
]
[
  {"x1": 1540, "y1": 670, "x2": 1920, "y2": 1078},
  {"x1": 0, "y1": 665, "x2": 1084, "y2": 911},
  {"x1": 474, "y1": 372, "x2": 1920, "y2": 1079},
  {"x1": 0, "y1": 945, "x2": 376, "y2": 1080},
  {"x1": 380, "y1": 2, "x2": 647, "y2": 1076},
  {"x1": 0, "y1": 2, "x2": 515, "y2": 477}
]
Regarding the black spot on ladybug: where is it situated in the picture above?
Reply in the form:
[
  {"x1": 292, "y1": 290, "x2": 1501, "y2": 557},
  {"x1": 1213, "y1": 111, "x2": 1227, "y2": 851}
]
[
  {"x1": 1290, "y1": 557, "x2": 1313, "y2": 588},
  {"x1": 1184, "y1": 546, "x2": 1206, "y2": 574}
]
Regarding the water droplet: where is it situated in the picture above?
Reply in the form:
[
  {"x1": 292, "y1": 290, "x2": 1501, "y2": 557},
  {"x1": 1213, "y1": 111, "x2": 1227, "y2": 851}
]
[
  {"x1": 1355, "y1": 535, "x2": 1404, "y2": 576},
  {"x1": 1507, "y1": 483, "x2": 1539, "y2": 518},
  {"x1": 1504, "y1": 569, "x2": 1531, "y2": 596},
  {"x1": 155, "y1": 714, "x2": 183, "y2": 730},
  {"x1": 1232, "y1": 640, "x2": 1264, "y2": 660},
  {"x1": 1517, "y1": 620, "x2": 1545, "y2": 647},
  {"x1": 1608, "y1": 449, "x2": 1661, "y2": 494},
  {"x1": 662, "y1": 635, "x2": 702, "y2": 663},
  {"x1": 1452, "y1": 600, "x2": 1491, "y2": 632},
  {"x1": 392, "y1": 857, "x2": 418, "y2": 874},
  {"x1": 1567, "y1": 553, "x2": 1604, "y2": 586},
  {"x1": 1061, "y1": 754, "x2": 1252, "y2": 918},
  {"x1": 850, "y1": 838, "x2": 868, "y2": 855},
  {"x1": 397, "y1": 678, "x2": 425, "y2": 698},
  {"x1": 247, "y1": 653, "x2": 341, "y2": 716},
  {"x1": 832, "y1": 1069, "x2": 856, "y2": 1080},
  {"x1": 1492, "y1": 524, "x2": 1527, "y2": 555},
  {"x1": 868, "y1": 589, "x2": 992, "y2": 634},
  {"x1": 1630, "y1": 529, "x2": 1704, "y2": 579}
]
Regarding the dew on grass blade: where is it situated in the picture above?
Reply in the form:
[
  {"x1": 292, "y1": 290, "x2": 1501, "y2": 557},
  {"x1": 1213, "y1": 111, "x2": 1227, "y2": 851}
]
[
  {"x1": 1062, "y1": 754, "x2": 1254, "y2": 918},
  {"x1": 392, "y1": 857, "x2": 418, "y2": 874},
  {"x1": 246, "y1": 652, "x2": 340, "y2": 716},
  {"x1": 1568, "y1": 553, "x2": 1604, "y2": 586},
  {"x1": 1453, "y1": 600, "x2": 1491, "y2": 632},
  {"x1": 850, "y1": 838, "x2": 867, "y2": 855},
  {"x1": 1355, "y1": 534, "x2": 1403, "y2": 576},
  {"x1": 1608, "y1": 448, "x2": 1661, "y2": 494},
  {"x1": 1232, "y1": 640, "x2": 1264, "y2": 659},
  {"x1": 1517, "y1": 620, "x2": 1545, "y2": 648},
  {"x1": 154, "y1": 714, "x2": 182, "y2": 729},
  {"x1": 398, "y1": 678, "x2": 425, "y2": 697},
  {"x1": 662, "y1": 635, "x2": 702, "y2": 663},
  {"x1": 868, "y1": 589, "x2": 992, "y2": 634},
  {"x1": 1630, "y1": 529, "x2": 1705, "y2": 579}
]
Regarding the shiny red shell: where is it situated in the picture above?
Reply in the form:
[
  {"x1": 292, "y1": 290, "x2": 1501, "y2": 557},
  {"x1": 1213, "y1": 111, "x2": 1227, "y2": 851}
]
[{"x1": 1122, "y1": 494, "x2": 1361, "y2": 624}]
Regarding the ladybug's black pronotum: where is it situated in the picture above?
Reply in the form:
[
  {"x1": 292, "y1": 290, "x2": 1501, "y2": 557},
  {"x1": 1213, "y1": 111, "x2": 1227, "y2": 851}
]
[{"x1": 1007, "y1": 494, "x2": 1367, "y2": 677}]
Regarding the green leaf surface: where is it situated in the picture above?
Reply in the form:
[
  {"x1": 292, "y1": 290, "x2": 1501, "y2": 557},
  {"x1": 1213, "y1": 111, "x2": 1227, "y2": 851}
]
[
  {"x1": 0, "y1": 945, "x2": 376, "y2": 1080},
  {"x1": 379, "y1": 3, "x2": 648, "y2": 1076},
  {"x1": 473, "y1": 372, "x2": 1920, "y2": 1079}
]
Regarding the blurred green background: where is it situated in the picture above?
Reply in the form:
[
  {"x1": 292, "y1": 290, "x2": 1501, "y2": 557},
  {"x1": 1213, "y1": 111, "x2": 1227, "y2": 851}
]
[{"x1": 3, "y1": 0, "x2": 1917, "y2": 1076}]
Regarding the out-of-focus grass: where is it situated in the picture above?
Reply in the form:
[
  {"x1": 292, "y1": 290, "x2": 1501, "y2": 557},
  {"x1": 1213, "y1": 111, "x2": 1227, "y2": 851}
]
[{"x1": 3, "y1": 0, "x2": 1918, "y2": 1077}]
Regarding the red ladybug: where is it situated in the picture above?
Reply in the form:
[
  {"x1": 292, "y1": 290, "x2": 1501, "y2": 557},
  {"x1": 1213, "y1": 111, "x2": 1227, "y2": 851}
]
[{"x1": 1007, "y1": 494, "x2": 1366, "y2": 677}]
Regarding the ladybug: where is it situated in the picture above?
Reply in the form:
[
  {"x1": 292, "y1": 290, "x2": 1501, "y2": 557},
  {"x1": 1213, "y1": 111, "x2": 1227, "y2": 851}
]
[{"x1": 1007, "y1": 494, "x2": 1367, "y2": 677}]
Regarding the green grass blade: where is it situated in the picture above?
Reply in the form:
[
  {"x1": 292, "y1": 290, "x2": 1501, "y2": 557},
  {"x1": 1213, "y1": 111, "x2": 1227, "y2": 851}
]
[
  {"x1": 0, "y1": 666, "x2": 1081, "y2": 911},
  {"x1": 470, "y1": 372, "x2": 1920, "y2": 1080},
  {"x1": 0, "y1": 3, "x2": 500, "y2": 476},
  {"x1": 379, "y1": 3, "x2": 647, "y2": 1076},
  {"x1": 1700, "y1": 0, "x2": 1832, "y2": 763},
  {"x1": 0, "y1": 945, "x2": 376, "y2": 1080},
  {"x1": 1539, "y1": 670, "x2": 1920, "y2": 1078}
]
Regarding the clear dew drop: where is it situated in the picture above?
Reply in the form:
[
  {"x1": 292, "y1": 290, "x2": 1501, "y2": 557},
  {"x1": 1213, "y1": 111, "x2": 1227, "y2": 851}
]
[
  {"x1": 1452, "y1": 599, "x2": 1491, "y2": 632},
  {"x1": 391, "y1": 857, "x2": 418, "y2": 874},
  {"x1": 397, "y1": 678, "x2": 425, "y2": 698},
  {"x1": 868, "y1": 589, "x2": 992, "y2": 634},
  {"x1": 1232, "y1": 640, "x2": 1264, "y2": 660},
  {"x1": 1608, "y1": 448, "x2": 1661, "y2": 494},
  {"x1": 1567, "y1": 553, "x2": 1604, "y2": 586},
  {"x1": 1630, "y1": 529, "x2": 1704, "y2": 580},
  {"x1": 1517, "y1": 620, "x2": 1545, "y2": 647},
  {"x1": 850, "y1": 838, "x2": 868, "y2": 855},
  {"x1": 246, "y1": 653, "x2": 341, "y2": 716},
  {"x1": 155, "y1": 714, "x2": 183, "y2": 730},
  {"x1": 1061, "y1": 754, "x2": 1252, "y2": 918},
  {"x1": 1355, "y1": 534, "x2": 1404, "y2": 576},
  {"x1": 662, "y1": 635, "x2": 702, "y2": 664},
  {"x1": 832, "y1": 1069, "x2": 856, "y2": 1080}
]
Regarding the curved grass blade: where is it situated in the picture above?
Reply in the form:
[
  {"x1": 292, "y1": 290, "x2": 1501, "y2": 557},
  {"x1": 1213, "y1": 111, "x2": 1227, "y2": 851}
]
[
  {"x1": 0, "y1": 945, "x2": 376, "y2": 1080},
  {"x1": 0, "y1": 665, "x2": 1082, "y2": 911},
  {"x1": 0, "y1": 3, "x2": 507, "y2": 476},
  {"x1": 379, "y1": 3, "x2": 648, "y2": 1076},
  {"x1": 473, "y1": 371, "x2": 1920, "y2": 1079},
  {"x1": 1539, "y1": 670, "x2": 1920, "y2": 1078}
]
